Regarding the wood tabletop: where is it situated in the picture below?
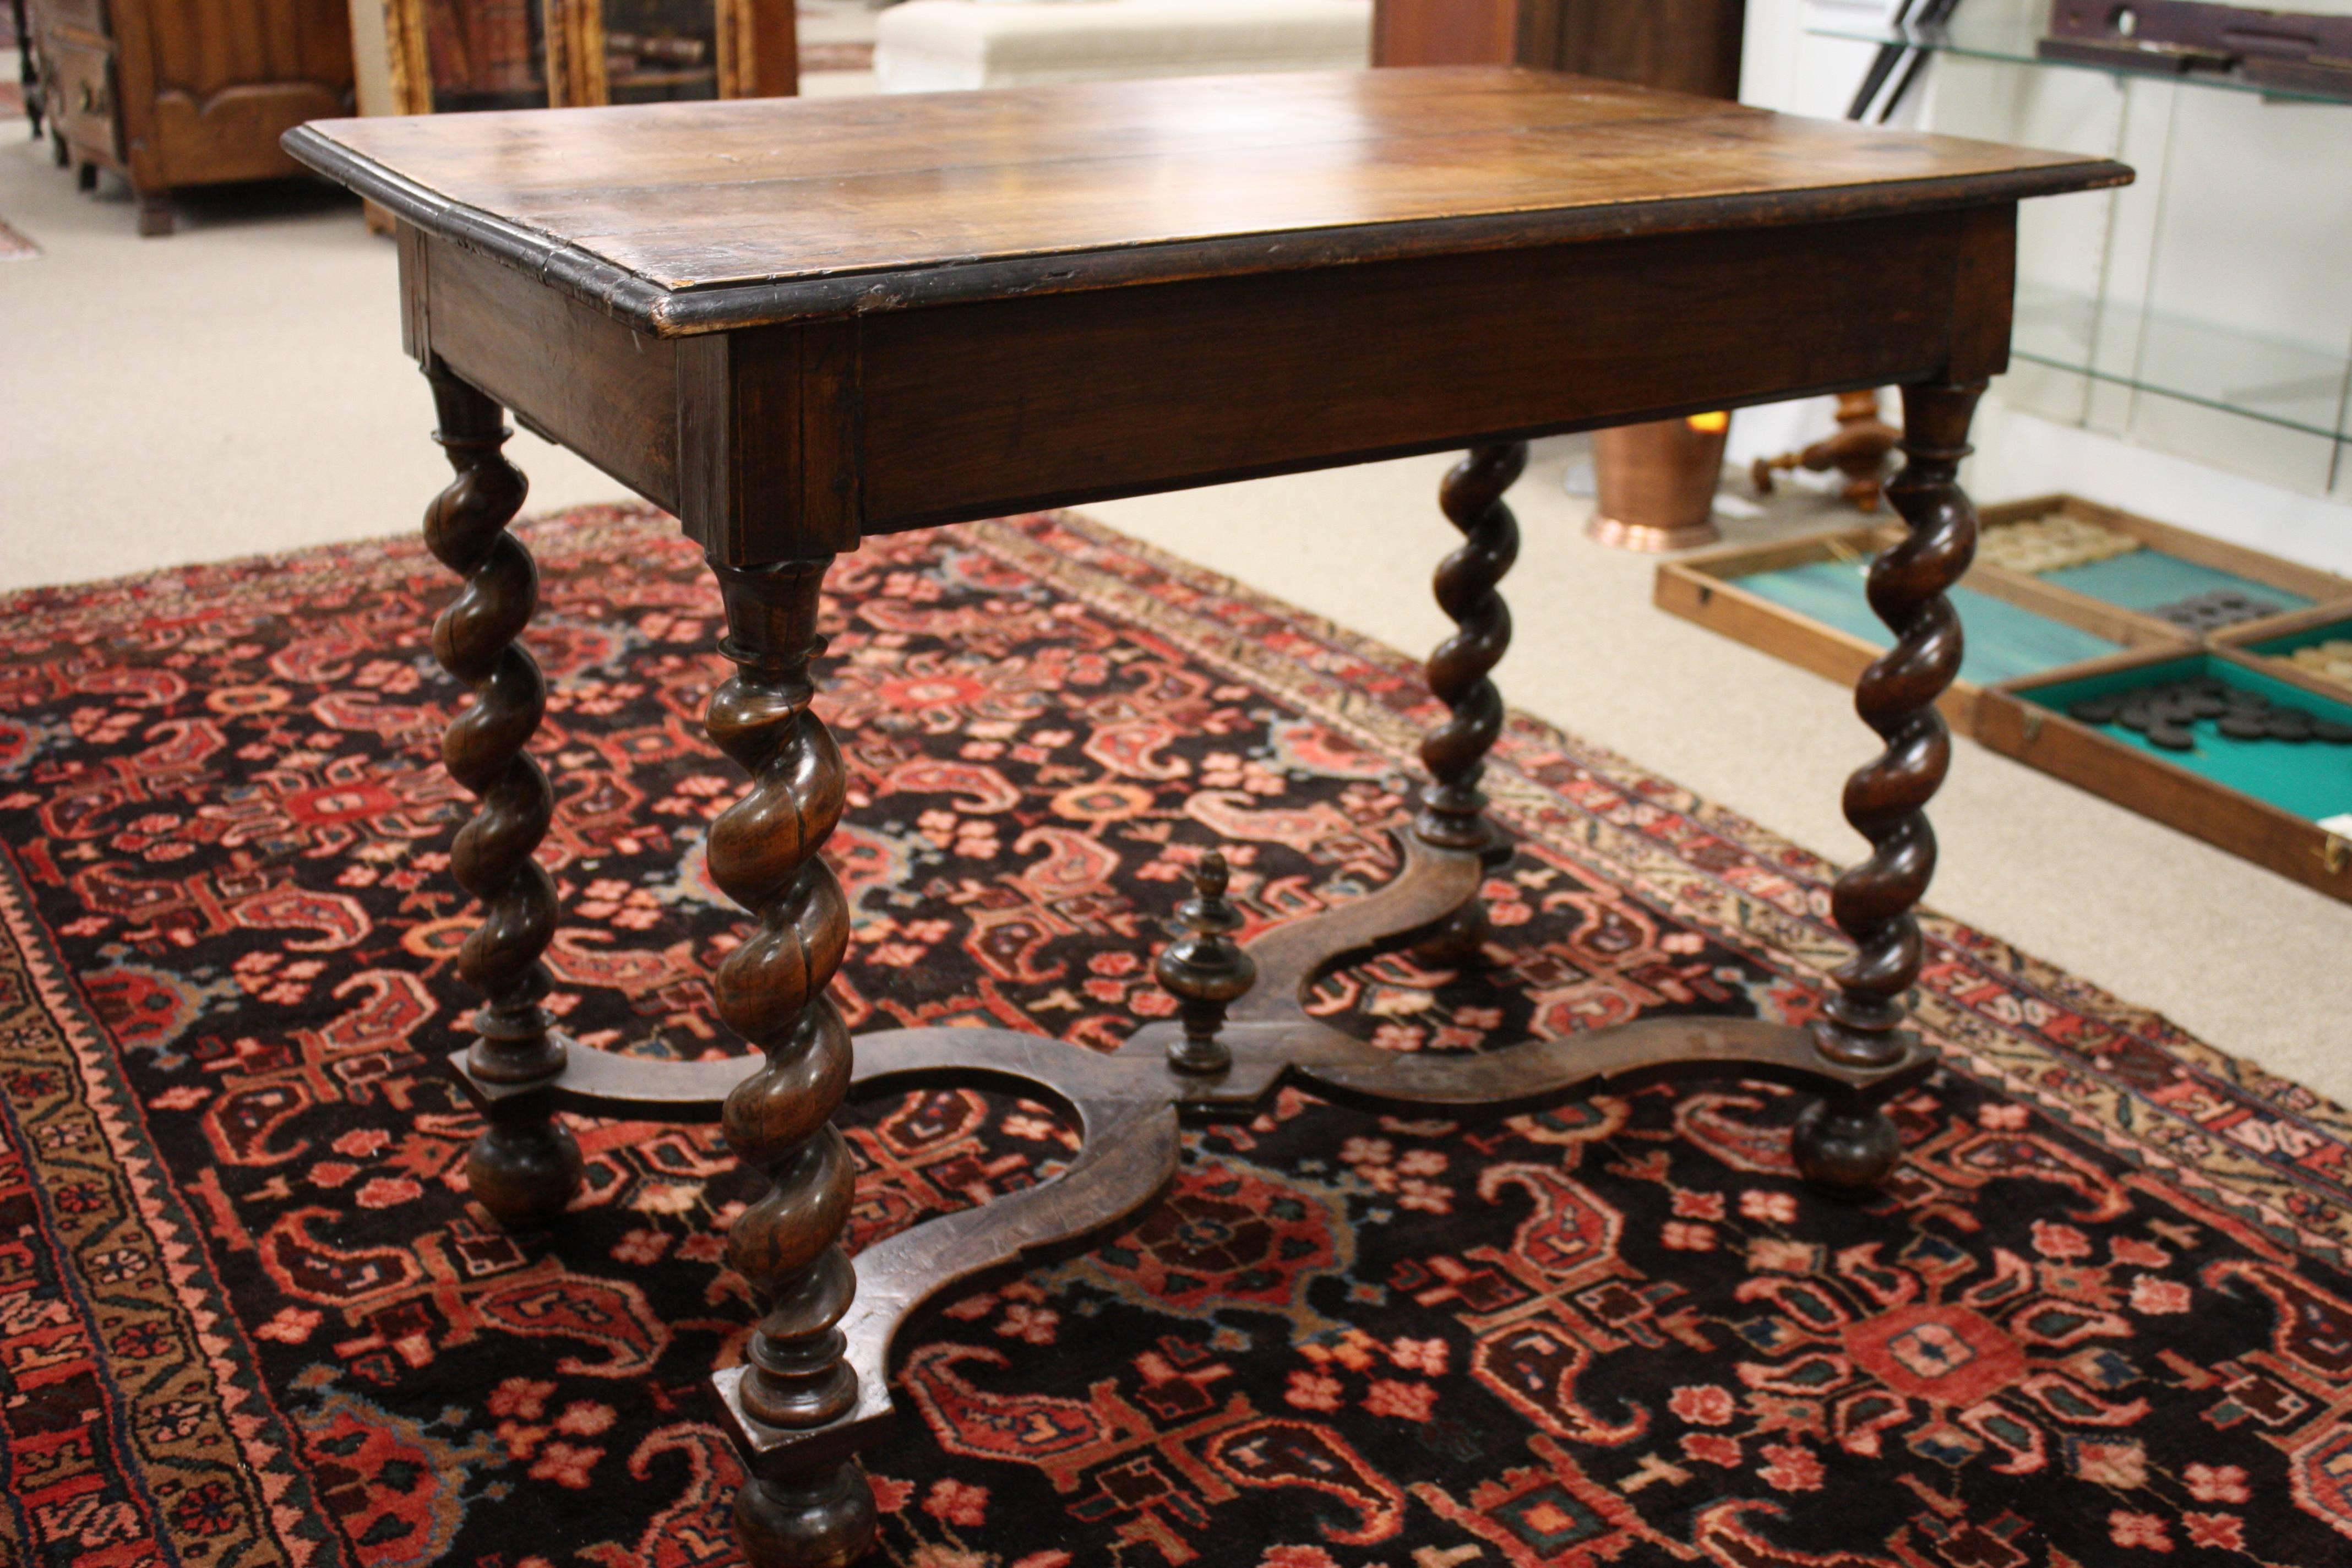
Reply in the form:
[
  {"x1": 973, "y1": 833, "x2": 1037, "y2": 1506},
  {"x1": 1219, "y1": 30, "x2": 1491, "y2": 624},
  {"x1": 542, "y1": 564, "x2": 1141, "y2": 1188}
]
[{"x1": 287, "y1": 68, "x2": 2128, "y2": 336}]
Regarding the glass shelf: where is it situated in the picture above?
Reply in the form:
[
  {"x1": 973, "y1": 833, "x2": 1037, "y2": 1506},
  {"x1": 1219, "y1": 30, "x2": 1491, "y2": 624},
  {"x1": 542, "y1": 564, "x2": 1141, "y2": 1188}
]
[
  {"x1": 2008, "y1": 282, "x2": 2352, "y2": 444},
  {"x1": 1807, "y1": 15, "x2": 2352, "y2": 106}
]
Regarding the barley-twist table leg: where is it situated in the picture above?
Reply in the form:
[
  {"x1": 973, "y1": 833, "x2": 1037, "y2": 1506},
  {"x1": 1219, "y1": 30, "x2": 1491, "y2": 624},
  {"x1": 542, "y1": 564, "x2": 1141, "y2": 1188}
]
[
  {"x1": 1795, "y1": 381, "x2": 1984, "y2": 1191},
  {"x1": 1412, "y1": 442, "x2": 1525, "y2": 965},
  {"x1": 423, "y1": 361, "x2": 582, "y2": 1229},
  {"x1": 703, "y1": 556, "x2": 874, "y2": 1566}
]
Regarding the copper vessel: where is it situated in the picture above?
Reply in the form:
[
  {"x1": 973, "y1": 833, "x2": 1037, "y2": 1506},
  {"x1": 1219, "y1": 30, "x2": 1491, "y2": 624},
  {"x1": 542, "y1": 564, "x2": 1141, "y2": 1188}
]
[{"x1": 1588, "y1": 412, "x2": 1730, "y2": 552}]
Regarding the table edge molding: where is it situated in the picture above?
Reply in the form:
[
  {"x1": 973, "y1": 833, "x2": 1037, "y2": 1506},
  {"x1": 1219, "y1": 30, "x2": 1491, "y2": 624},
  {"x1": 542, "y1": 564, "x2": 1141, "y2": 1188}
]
[{"x1": 282, "y1": 124, "x2": 2128, "y2": 339}]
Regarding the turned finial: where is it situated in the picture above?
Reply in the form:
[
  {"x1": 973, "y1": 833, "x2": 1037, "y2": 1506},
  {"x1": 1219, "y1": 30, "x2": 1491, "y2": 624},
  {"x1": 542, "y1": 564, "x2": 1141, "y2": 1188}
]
[
  {"x1": 1750, "y1": 388, "x2": 1902, "y2": 513},
  {"x1": 1155, "y1": 852, "x2": 1256, "y2": 1075}
]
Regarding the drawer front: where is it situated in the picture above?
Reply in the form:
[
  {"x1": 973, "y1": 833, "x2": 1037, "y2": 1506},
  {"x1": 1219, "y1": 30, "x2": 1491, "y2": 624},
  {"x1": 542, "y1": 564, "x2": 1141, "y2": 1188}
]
[{"x1": 47, "y1": 36, "x2": 123, "y2": 161}]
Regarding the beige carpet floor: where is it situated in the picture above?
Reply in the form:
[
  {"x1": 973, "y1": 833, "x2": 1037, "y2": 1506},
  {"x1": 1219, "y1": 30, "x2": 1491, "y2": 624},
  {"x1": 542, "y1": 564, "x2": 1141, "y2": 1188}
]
[{"x1": 3, "y1": 127, "x2": 2346, "y2": 1103}]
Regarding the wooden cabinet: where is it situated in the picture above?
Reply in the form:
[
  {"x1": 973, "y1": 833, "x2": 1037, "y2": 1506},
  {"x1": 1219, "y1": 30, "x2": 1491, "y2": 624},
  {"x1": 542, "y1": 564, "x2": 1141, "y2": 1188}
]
[
  {"x1": 361, "y1": 0, "x2": 793, "y2": 116},
  {"x1": 30, "y1": 0, "x2": 355, "y2": 233},
  {"x1": 1371, "y1": 0, "x2": 1516, "y2": 70},
  {"x1": 1373, "y1": 0, "x2": 1743, "y2": 100}
]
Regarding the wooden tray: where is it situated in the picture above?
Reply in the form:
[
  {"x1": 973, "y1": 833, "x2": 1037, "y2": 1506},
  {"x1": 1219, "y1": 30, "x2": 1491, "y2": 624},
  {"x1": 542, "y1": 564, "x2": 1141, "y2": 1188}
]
[
  {"x1": 1657, "y1": 496, "x2": 2352, "y2": 740},
  {"x1": 1970, "y1": 494, "x2": 2352, "y2": 645},
  {"x1": 1976, "y1": 646, "x2": 2352, "y2": 903},
  {"x1": 1654, "y1": 521, "x2": 2190, "y2": 733},
  {"x1": 2212, "y1": 605, "x2": 2352, "y2": 701}
]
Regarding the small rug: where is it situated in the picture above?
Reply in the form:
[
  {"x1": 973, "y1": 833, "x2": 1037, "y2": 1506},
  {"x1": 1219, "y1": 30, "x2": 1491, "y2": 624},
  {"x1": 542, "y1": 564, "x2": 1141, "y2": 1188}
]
[
  {"x1": 0, "y1": 214, "x2": 40, "y2": 260},
  {"x1": 5, "y1": 504, "x2": 2352, "y2": 1567}
]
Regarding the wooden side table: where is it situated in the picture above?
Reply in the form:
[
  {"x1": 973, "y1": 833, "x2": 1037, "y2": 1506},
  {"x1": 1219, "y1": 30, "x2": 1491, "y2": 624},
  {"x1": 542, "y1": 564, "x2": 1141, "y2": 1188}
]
[{"x1": 286, "y1": 69, "x2": 2127, "y2": 1566}]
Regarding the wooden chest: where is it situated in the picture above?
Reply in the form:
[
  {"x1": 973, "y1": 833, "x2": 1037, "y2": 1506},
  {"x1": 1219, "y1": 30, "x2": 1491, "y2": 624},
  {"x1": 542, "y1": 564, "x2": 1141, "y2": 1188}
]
[{"x1": 30, "y1": 0, "x2": 353, "y2": 233}]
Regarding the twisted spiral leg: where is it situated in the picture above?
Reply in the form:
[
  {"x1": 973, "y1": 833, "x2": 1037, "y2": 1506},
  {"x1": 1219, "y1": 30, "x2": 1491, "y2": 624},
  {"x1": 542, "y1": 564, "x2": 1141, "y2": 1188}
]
[
  {"x1": 424, "y1": 362, "x2": 582, "y2": 1229},
  {"x1": 1795, "y1": 382, "x2": 1985, "y2": 1193},
  {"x1": 1413, "y1": 442, "x2": 1525, "y2": 965},
  {"x1": 703, "y1": 557, "x2": 873, "y2": 1568}
]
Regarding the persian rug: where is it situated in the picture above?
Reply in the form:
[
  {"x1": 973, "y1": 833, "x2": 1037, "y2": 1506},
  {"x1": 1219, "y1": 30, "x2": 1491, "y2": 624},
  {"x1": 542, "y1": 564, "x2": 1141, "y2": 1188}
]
[
  {"x1": 5, "y1": 503, "x2": 2352, "y2": 1568},
  {"x1": 0, "y1": 208, "x2": 35, "y2": 260}
]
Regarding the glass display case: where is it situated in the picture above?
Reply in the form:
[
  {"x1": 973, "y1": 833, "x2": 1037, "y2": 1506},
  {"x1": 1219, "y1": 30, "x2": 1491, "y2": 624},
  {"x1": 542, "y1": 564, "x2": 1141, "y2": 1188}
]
[
  {"x1": 375, "y1": 0, "x2": 792, "y2": 113},
  {"x1": 1809, "y1": 0, "x2": 2352, "y2": 502}
]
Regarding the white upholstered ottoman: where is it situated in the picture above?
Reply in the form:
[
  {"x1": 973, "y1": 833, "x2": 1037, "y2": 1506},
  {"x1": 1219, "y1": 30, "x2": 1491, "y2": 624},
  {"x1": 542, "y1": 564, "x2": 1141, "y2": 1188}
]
[{"x1": 874, "y1": 0, "x2": 1372, "y2": 92}]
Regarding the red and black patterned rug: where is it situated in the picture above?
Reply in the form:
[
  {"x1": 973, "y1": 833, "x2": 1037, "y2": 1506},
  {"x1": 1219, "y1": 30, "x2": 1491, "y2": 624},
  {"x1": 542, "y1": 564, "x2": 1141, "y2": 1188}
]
[{"x1": 6, "y1": 504, "x2": 2352, "y2": 1568}]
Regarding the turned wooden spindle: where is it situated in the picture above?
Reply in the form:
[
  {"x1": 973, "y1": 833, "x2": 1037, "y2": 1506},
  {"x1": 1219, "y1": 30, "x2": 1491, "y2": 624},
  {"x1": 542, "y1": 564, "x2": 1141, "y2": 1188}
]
[
  {"x1": 703, "y1": 556, "x2": 874, "y2": 1566},
  {"x1": 1155, "y1": 852, "x2": 1257, "y2": 1075},
  {"x1": 1750, "y1": 388, "x2": 1904, "y2": 513},
  {"x1": 1413, "y1": 442, "x2": 1524, "y2": 964},
  {"x1": 423, "y1": 361, "x2": 582, "y2": 1229},
  {"x1": 1794, "y1": 381, "x2": 1984, "y2": 1191}
]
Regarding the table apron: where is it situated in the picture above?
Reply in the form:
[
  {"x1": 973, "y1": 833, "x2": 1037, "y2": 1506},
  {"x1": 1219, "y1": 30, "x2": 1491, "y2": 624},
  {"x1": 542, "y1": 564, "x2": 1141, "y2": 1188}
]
[
  {"x1": 857, "y1": 208, "x2": 2005, "y2": 538},
  {"x1": 404, "y1": 204, "x2": 2015, "y2": 564}
]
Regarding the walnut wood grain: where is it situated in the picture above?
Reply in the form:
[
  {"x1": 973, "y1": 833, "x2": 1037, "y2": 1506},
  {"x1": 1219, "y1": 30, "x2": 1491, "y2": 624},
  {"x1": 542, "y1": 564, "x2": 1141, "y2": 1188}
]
[
  {"x1": 285, "y1": 68, "x2": 2127, "y2": 335},
  {"x1": 411, "y1": 235, "x2": 680, "y2": 509},
  {"x1": 314, "y1": 70, "x2": 2131, "y2": 1567},
  {"x1": 1817, "y1": 383, "x2": 1983, "y2": 1068},
  {"x1": 1417, "y1": 443, "x2": 1523, "y2": 851},
  {"x1": 480, "y1": 883, "x2": 1929, "y2": 1498},
  {"x1": 383, "y1": 185, "x2": 2036, "y2": 565},
  {"x1": 422, "y1": 363, "x2": 584, "y2": 1229},
  {"x1": 700, "y1": 554, "x2": 873, "y2": 1564},
  {"x1": 1793, "y1": 382, "x2": 1984, "y2": 1192},
  {"x1": 1408, "y1": 444, "x2": 1524, "y2": 963},
  {"x1": 1231, "y1": 832, "x2": 1489, "y2": 1023},
  {"x1": 677, "y1": 324, "x2": 862, "y2": 563},
  {"x1": 1153, "y1": 854, "x2": 1259, "y2": 1075},
  {"x1": 852, "y1": 213, "x2": 1991, "y2": 538}
]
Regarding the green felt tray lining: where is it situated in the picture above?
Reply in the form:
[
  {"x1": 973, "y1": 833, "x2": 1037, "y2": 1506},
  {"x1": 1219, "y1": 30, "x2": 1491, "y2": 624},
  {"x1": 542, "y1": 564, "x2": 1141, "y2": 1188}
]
[
  {"x1": 2037, "y1": 551, "x2": 2312, "y2": 616},
  {"x1": 2244, "y1": 616, "x2": 2352, "y2": 660},
  {"x1": 1734, "y1": 559, "x2": 2120, "y2": 688},
  {"x1": 2018, "y1": 654, "x2": 2352, "y2": 824}
]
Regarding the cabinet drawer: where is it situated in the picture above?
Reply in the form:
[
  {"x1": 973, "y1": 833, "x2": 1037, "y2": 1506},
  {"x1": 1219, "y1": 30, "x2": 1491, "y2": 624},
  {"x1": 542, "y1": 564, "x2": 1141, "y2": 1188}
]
[{"x1": 47, "y1": 35, "x2": 122, "y2": 161}]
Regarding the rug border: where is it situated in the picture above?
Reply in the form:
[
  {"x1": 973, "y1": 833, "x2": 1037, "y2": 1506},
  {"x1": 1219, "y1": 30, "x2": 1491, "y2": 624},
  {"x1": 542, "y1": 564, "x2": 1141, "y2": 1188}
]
[{"x1": 0, "y1": 841, "x2": 341, "y2": 1566}]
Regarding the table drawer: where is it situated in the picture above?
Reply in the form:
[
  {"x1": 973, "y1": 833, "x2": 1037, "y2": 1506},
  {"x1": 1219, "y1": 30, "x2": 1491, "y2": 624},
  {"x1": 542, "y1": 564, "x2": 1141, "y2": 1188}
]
[{"x1": 46, "y1": 35, "x2": 123, "y2": 162}]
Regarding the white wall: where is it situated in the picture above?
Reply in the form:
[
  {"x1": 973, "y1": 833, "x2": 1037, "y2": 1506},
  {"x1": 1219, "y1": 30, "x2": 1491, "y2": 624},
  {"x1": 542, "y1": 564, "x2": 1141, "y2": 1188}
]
[{"x1": 1735, "y1": 0, "x2": 2352, "y2": 564}]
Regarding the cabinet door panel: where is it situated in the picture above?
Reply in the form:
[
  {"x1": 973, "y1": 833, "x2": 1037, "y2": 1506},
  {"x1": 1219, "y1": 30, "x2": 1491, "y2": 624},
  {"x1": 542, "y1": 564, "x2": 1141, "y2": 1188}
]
[{"x1": 111, "y1": 0, "x2": 355, "y2": 187}]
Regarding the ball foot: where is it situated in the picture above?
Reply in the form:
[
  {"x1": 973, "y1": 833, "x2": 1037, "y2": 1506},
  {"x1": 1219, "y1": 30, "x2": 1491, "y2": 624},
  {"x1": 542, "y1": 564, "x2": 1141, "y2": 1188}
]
[
  {"x1": 1410, "y1": 897, "x2": 1491, "y2": 970},
  {"x1": 465, "y1": 1111, "x2": 584, "y2": 1229},
  {"x1": 736, "y1": 1463, "x2": 878, "y2": 1568},
  {"x1": 1790, "y1": 1097, "x2": 1901, "y2": 1194}
]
